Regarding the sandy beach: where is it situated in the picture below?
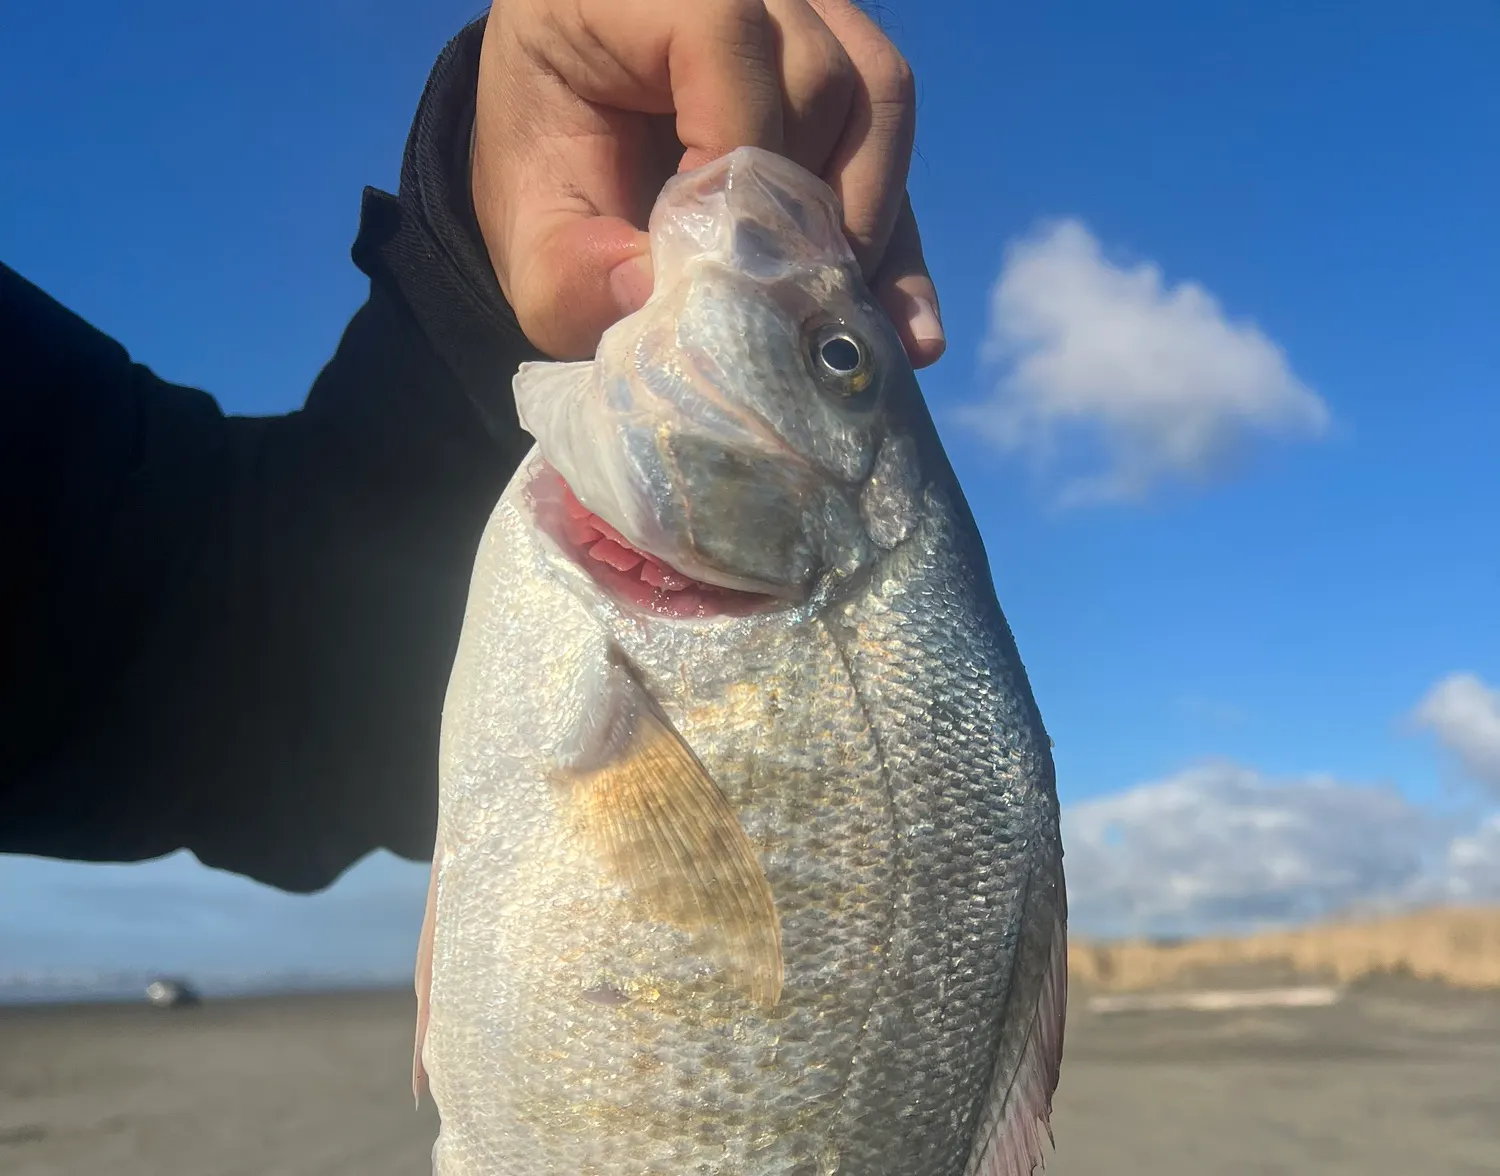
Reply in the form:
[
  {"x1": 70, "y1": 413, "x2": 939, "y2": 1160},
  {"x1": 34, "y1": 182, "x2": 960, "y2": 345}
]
[
  {"x1": 0, "y1": 991, "x2": 438, "y2": 1176},
  {"x1": 2, "y1": 977, "x2": 1498, "y2": 1175}
]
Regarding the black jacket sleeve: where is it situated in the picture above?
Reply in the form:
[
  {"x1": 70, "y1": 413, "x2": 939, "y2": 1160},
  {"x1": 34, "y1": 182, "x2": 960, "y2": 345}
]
[{"x1": 0, "y1": 19, "x2": 539, "y2": 892}]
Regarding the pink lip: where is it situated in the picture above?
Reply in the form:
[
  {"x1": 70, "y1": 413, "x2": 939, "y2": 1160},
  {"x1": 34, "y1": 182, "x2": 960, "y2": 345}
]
[{"x1": 530, "y1": 467, "x2": 777, "y2": 621}]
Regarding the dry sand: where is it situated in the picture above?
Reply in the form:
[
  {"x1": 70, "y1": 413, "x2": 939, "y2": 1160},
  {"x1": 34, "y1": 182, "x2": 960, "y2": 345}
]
[
  {"x1": 3, "y1": 975, "x2": 1497, "y2": 1175},
  {"x1": 1047, "y1": 974, "x2": 1500, "y2": 1176},
  {"x1": 0, "y1": 991, "x2": 439, "y2": 1176}
]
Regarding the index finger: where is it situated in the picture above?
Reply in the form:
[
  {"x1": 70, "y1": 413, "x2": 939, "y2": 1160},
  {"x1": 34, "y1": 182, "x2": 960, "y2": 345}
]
[
  {"x1": 560, "y1": 0, "x2": 787, "y2": 172},
  {"x1": 667, "y1": 0, "x2": 786, "y2": 170},
  {"x1": 805, "y1": 0, "x2": 916, "y2": 276}
]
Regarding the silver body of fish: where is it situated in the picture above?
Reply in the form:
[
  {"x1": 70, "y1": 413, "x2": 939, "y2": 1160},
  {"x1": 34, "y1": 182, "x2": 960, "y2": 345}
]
[{"x1": 413, "y1": 147, "x2": 1066, "y2": 1176}]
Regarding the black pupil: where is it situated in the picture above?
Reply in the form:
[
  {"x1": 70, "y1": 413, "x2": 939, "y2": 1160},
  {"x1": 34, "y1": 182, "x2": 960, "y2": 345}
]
[{"x1": 819, "y1": 335, "x2": 862, "y2": 374}]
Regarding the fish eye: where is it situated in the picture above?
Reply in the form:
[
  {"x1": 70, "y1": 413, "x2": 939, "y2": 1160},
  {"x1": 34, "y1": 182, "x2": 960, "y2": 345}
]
[
  {"x1": 819, "y1": 334, "x2": 862, "y2": 374},
  {"x1": 809, "y1": 326, "x2": 875, "y2": 399}
]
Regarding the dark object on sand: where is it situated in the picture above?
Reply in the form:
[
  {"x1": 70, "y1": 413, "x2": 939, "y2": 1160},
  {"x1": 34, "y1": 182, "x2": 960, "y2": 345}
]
[{"x1": 145, "y1": 979, "x2": 201, "y2": 1009}]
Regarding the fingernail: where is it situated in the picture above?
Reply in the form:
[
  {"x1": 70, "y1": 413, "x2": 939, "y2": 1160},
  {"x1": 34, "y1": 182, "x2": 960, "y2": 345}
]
[
  {"x1": 608, "y1": 253, "x2": 654, "y2": 317},
  {"x1": 908, "y1": 296, "x2": 945, "y2": 349}
]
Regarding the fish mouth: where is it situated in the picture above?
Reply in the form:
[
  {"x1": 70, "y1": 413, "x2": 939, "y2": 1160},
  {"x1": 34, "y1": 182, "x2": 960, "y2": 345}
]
[{"x1": 529, "y1": 466, "x2": 783, "y2": 621}]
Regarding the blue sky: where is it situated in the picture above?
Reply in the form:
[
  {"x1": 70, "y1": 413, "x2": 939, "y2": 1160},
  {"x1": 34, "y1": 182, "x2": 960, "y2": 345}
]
[{"x1": 3, "y1": 0, "x2": 1498, "y2": 978}]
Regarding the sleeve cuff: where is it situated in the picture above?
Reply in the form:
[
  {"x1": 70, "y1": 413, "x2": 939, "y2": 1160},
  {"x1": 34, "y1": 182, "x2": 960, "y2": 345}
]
[{"x1": 350, "y1": 16, "x2": 542, "y2": 445}]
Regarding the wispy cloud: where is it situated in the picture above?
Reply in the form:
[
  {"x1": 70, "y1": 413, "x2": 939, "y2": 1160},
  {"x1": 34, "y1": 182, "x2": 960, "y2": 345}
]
[
  {"x1": 957, "y1": 219, "x2": 1330, "y2": 505},
  {"x1": 1062, "y1": 762, "x2": 1498, "y2": 939},
  {"x1": 1411, "y1": 672, "x2": 1500, "y2": 797}
]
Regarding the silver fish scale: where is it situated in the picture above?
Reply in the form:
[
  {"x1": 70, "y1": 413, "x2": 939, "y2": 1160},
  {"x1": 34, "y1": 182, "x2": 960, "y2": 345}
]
[
  {"x1": 426, "y1": 459, "x2": 1060, "y2": 1176},
  {"x1": 429, "y1": 471, "x2": 895, "y2": 1175},
  {"x1": 601, "y1": 591, "x2": 900, "y2": 1174},
  {"x1": 818, "y1": 484, "x2": 1061, "y2": 1175}
]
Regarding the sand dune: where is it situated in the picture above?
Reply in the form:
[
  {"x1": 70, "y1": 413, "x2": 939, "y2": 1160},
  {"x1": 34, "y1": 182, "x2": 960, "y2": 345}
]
[{"x1": 1071, "y1": 905, "x2": 1500, "y2": 990}]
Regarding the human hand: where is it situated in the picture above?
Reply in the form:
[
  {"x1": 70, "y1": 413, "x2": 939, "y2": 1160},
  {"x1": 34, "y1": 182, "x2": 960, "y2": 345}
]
[{"x1": 470, "y1": 0, "x2": 944, "y2": 367}]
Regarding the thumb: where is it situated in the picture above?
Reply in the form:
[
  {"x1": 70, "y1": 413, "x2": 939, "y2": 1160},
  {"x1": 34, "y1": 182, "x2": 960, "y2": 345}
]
[{"x1": 500, "y1": 209, "x2": 654, "y2": 361}]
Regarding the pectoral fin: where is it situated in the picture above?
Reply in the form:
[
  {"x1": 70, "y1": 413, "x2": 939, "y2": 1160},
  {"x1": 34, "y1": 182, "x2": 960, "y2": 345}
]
[{"x1": 557, "y1": 654, "x2": 783, "y2": 1009}]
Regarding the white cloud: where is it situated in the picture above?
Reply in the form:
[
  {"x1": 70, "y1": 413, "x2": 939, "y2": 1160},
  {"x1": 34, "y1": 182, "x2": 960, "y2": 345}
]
[
  {"x1": 957, "y1": 219, "x2": 1330, "y2": 505},
  {"x1": 1412, "y1": 672, "x2": 1500, "y2": 796},
  {"x1": 1440, "y1": 814, "x2": 1500, "y2": 901},
  {"x1": 1062, "y1": 762, "x2": 1499, "y2": 938}
]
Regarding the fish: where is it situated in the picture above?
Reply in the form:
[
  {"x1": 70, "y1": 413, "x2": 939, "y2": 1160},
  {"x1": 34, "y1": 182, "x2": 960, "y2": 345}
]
[{"x1": 412, "y1": 146, "x2": 1067, "y2": 1176}]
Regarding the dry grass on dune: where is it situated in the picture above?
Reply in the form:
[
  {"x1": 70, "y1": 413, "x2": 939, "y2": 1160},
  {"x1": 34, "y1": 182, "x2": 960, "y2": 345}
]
[{"x1": 1069, "y1": 906, "x2": 1500, "y2": 991}]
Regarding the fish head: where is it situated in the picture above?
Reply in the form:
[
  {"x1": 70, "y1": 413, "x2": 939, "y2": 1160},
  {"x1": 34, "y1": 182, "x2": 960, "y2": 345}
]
[{"x1": 515, "y1": 147, "x2": 926, "y2": 618}]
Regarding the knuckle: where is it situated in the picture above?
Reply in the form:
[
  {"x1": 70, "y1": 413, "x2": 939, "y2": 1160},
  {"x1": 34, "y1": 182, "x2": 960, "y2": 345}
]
[
  {"x1": 865, "y1": 39, "x2": 915, "y2": 109},
  {"x1": 818, "y1": 36, "x2": 859, "y2": 97},
  {"x1": 696, "y1": 0, "x2": 771, "y2": 37},
  {"x1": 795, "y1": 34, "x2": 857, "y2": 111},
  {"x1": 686, "y1": 0, "x2": 779, "y2": 82},
  {"x1": 802, "y1": 0, "x2": 915, "y2": 107}
]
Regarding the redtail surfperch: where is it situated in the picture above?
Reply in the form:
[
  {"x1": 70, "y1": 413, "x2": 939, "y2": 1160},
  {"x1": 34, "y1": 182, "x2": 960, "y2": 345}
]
[{"x1": 413, "y1": 147, "x2": 1066, "y2": 1176}]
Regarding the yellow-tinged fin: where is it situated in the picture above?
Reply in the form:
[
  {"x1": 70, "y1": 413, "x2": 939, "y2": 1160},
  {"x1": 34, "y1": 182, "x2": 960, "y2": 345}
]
[
  {"x1": 411, "y1": 847, "x2": 440, "y2": 1108},
  {"x1": 556, "y1": 654, "x2": 783, "y2": 1009}
]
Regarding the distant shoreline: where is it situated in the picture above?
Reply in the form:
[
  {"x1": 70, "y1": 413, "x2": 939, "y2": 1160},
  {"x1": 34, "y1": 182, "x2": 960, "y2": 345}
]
[
  {"x1": 8, "y1": 905, "x2": 1497, "y2": 1009},
  {"x1": 0, "y1": 976, "x2": 412, "y2": 1010}
]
